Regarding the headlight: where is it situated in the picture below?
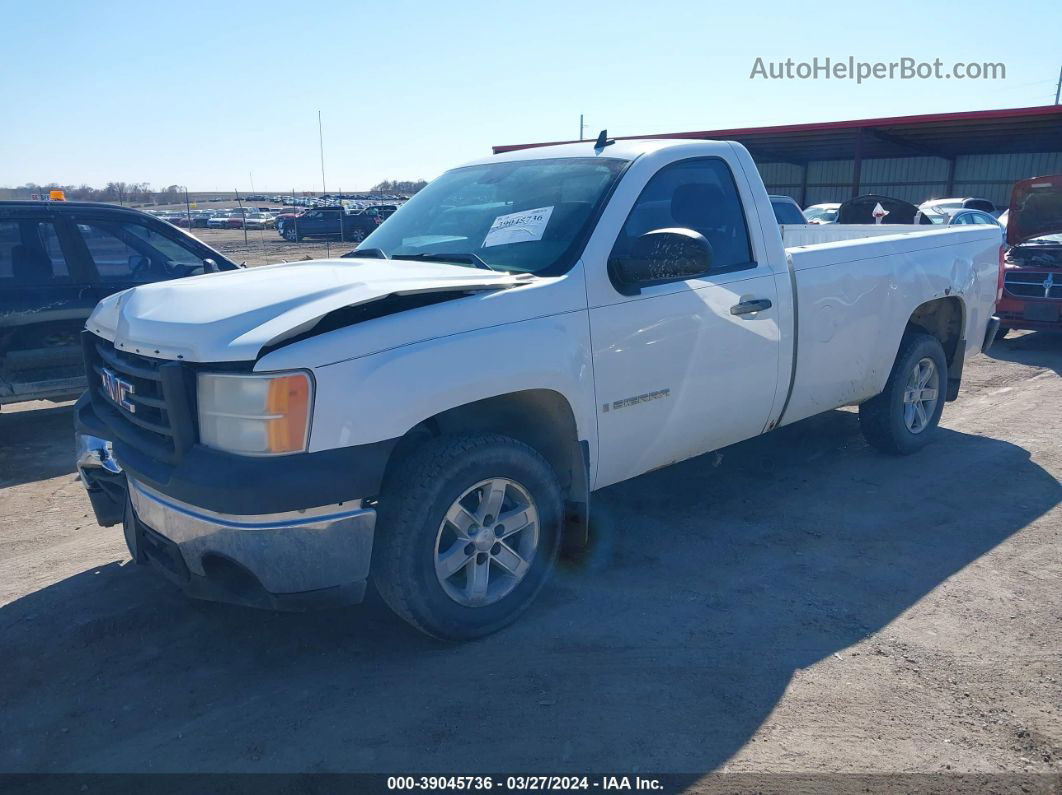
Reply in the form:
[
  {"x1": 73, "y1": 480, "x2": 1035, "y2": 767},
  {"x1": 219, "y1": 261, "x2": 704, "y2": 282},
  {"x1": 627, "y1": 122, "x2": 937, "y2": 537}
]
[{"x1": 197, "y1": 371, "x2": 313, "y2": 455}]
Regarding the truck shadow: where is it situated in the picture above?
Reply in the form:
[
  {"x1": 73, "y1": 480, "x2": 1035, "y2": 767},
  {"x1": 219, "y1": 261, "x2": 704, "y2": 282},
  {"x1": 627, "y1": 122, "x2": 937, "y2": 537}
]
[
  {"x1": 0, "y1": 403, "x2": 76, "y2": 488},
  {"x1": 1, "y1": 410, "x2": 1058, "y2": 775}
]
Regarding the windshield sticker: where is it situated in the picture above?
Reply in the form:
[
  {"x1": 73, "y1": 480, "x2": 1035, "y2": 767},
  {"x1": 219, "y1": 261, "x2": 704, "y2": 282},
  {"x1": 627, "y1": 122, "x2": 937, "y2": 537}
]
[{"x1": 482, "y1": 206, "x2": 554, "y2": 247}]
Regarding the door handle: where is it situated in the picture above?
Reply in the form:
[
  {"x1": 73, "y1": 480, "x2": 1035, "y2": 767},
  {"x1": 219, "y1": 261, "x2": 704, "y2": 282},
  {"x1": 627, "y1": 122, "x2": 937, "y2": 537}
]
[{"x1": 730, "y1": 298, "x2": 773, "y2": 316}]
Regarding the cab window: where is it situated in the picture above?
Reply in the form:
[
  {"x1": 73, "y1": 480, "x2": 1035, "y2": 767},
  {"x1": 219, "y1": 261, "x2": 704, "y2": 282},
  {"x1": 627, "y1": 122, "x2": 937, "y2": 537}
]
[
  {"x1": 611, "y1": 158, "x2": 755, "y2": 273},
  {"x1": 76, "y1": 220, "x2": 208, "y2": 281}
]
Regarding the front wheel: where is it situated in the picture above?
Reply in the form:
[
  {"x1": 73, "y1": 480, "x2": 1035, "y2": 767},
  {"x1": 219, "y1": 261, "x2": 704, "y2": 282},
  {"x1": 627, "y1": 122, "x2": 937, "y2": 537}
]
[
  {"x1": 859, "y1": 332, "x2": 948, "y2": 455},
  {"x1": 373, "y1": 434, "x2": 563, "y2": 640},
  {"x1": 282, "y1": 226, "x2": 300, "y2": 242}
]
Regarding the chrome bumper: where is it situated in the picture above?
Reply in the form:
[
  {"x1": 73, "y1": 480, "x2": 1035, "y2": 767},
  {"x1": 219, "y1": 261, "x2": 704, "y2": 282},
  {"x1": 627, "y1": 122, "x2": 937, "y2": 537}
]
[
  {"x1": 127, "y1": 478, "x2": 376, "y2": 607},
  {"x1": 76, "y1": 432, "x2": 126, "y2": 527}
]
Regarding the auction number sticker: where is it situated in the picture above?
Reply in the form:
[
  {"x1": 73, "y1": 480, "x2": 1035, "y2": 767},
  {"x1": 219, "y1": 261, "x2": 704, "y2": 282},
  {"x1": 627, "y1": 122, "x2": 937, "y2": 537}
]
[{"x1": 482, "y1": 206, "x2": 554, "y2": 247}]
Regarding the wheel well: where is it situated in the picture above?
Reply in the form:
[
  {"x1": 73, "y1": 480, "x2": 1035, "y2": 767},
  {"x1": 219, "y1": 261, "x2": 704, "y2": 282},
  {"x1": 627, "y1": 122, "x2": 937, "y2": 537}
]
[
  {"x1": 385, "y1": 390, "x2": 590, "y2": 544},
  {"x1": 905, "y1": 296, "x2": 965, "y2": 400}
]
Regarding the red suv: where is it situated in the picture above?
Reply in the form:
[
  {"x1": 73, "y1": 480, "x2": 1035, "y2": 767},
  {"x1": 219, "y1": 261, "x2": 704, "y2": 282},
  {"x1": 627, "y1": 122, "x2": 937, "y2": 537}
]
[{"x1": 996, "y1": 175, "x2": 1062, "y2": 338}]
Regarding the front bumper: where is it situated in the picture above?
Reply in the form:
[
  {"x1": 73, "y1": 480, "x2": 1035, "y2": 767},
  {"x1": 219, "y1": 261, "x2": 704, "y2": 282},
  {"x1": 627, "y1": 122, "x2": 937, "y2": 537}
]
[{"x1": 125, "y1": 477, "x2": 376, "y2": 610}]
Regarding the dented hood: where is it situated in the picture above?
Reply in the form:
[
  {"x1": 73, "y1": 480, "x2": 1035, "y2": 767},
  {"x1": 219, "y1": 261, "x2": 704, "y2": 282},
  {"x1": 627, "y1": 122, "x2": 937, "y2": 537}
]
[
  {"x1": 1007, "y1": 175, "x2": 1062, "y2": 246},
  {"x1": 87, "y1": 258, "x2": 523, "y2": 362}
]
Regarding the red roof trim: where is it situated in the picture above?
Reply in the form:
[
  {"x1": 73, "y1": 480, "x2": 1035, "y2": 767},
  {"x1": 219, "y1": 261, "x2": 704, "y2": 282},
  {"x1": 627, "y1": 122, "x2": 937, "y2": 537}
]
[{"x1": 492, "y1": 105, "x2": 1062, "y2": 154}]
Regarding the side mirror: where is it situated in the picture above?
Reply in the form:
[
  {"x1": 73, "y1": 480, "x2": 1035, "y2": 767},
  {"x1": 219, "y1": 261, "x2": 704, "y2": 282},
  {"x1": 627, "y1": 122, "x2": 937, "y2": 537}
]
[
  {"x1": 202, "y1": 258, "x2": 219, "y2": 273},
  {"x1": 609, "y1": 228, "x2": 713, "y2": 292}
]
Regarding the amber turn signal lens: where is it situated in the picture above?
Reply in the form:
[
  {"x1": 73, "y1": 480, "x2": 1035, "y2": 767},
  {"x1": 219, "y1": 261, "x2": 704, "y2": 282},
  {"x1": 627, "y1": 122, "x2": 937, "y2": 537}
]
[{"x1": 265, "y1": 373, "x2": 312, "y2": 454}]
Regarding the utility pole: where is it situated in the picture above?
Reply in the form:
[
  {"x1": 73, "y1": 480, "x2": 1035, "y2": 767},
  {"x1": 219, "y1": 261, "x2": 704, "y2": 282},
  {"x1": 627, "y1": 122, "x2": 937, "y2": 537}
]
[
  {"x1": 318, "y1": 110, "x2": 327, "y2": 195},
  {"x1": 579, "y1": 114, "x2": 585, "y2": 140},
  {"x1": 1055, "y1": 64, "x2": 1061, "y2": 105},
  {"x1": 318, "y1": 110, "x2": 330, "y2": 258}
]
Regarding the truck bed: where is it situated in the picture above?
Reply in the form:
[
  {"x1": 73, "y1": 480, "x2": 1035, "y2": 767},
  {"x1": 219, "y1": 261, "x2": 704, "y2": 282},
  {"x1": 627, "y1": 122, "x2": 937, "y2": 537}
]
[
  {"x1": 781, "y1": 223, "x2": 952, "y2": 248},
  {"x1": 778, "y1": 225, "x2": 1003, "y2": 427}
]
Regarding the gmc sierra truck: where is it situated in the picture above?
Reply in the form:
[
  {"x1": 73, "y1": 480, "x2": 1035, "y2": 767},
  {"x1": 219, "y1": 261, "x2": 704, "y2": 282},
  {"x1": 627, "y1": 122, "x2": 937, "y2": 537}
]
[{"x1": 75, "y1": 138, "x2": 1003, "y2": 640}]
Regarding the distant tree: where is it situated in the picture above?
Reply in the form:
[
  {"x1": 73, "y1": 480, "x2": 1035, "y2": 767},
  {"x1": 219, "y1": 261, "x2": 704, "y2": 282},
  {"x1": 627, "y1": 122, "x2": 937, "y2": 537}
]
[{"x1": 371, "y1": 179, "x2": 427, "y2": 194}]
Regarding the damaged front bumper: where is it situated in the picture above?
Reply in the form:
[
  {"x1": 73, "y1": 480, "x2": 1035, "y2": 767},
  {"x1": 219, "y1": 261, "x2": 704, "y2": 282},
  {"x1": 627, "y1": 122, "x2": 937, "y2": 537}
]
[
  {"x1": 124, "y1": 478, "x2": 376, "y2": 610},
  {"x1": 75, "y1": 412, "x2": 378, "y2": 611},
  {"x1": 76, "y1": 431, "x2": 126, "y2": 527}
]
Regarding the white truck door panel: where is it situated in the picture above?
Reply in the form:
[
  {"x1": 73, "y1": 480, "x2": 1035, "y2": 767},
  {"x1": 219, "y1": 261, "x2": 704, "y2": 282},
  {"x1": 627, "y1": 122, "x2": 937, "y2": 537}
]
[
  {"x1": 587, "y1": 153, "x2": 782, "y2": 489},
  {"x1": 590, "y1": 272, "x2": 780, "y2": 488}
]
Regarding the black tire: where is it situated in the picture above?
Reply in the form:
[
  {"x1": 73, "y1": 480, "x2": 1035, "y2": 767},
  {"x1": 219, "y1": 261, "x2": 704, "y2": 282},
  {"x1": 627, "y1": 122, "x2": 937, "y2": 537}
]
[
  {"x1": 282, "y1": 225, "x2": 301, "y2": 242},
  {"x1": 859, "y1": 332, "x2": 948, "y2": 455},
  {"x1": 373, "y1": 433, "x2": 563, "y2": 640}
]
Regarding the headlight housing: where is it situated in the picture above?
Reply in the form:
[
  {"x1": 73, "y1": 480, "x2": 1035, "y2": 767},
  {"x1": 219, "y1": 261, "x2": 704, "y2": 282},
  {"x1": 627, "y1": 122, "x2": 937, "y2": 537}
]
[{"x1": 197, "y1": 371, "x2": 313, "y2": 456}]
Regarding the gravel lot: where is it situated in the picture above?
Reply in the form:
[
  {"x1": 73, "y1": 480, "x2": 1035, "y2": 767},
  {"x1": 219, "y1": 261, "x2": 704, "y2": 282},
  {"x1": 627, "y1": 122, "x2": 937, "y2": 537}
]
[
  {"x1": 189, "y1": 227, "x2": 361, "y2": 266},
  {"x1": 1, "y1": 332, "x2": 1059, "y2": 784}
]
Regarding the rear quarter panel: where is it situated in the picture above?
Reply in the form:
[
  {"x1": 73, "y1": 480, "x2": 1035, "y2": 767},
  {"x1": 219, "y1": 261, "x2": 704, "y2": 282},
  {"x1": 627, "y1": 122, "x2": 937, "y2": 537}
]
[{"x1": 781, "y1": 227, "x2": 1000, "y2": 426}]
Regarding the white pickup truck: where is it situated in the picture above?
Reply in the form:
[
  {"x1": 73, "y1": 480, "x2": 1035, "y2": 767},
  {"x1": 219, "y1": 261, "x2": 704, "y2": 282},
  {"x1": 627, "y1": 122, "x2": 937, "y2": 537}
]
[{"x1": 75, "y1": 138, "x2": 1003, "y2": 639}]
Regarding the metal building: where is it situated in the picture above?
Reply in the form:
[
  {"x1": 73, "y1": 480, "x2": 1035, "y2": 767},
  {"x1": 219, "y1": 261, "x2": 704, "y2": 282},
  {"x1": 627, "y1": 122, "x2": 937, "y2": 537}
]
[{"x1": 493, "y1": 105, "x2": 1062, "y2": 209}]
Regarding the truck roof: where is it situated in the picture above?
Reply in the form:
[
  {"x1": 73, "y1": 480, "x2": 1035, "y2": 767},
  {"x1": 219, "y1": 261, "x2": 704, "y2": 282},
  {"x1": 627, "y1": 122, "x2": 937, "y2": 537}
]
[{"x1": 467, "y1": 138, "x2": 719, "y2": 167}]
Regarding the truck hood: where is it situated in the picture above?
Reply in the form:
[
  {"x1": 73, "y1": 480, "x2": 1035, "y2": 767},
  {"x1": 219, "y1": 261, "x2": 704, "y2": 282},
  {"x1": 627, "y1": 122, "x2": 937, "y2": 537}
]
[
  {"x1": 1007, "y1": 175, "x2": 1062, "y2": 246},
  {"x1": 87, "y1": 259, "x2": 526, "y2": 362}
]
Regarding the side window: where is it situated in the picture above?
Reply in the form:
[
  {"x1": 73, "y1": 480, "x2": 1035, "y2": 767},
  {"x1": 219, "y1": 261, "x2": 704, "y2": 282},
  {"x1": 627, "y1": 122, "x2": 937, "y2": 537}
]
[
  {"x1": 610, "y1": 158, "x2": 754, "y2": 273},
  {"x1": 771, "y1": 199, "x2": 806, "y2": 225},
  {"x1": 0, "y1": 219, "x2": 72, "y2": 283},
  {"x1": 76, "y1": 221, "x2": 205, "y2": 282}
]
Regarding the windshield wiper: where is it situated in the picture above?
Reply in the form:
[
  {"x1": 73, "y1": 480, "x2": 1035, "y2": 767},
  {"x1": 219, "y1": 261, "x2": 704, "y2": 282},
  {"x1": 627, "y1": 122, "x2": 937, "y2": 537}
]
[{"x1": 390, "y1": 252, "x2": 498, "y2": 272}]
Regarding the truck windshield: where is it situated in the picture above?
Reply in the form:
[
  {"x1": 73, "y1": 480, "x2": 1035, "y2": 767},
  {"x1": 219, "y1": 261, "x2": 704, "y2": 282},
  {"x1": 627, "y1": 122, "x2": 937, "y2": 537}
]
[{"x1": 353, "y1": 157, "x2": 627, "y2": 274}]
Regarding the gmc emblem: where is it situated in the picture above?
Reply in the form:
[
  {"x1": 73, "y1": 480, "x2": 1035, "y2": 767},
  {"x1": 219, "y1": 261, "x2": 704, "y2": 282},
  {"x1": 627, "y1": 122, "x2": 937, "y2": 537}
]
[{"x1": 100, "y1": 367, "x2": 136, "y2": 413}]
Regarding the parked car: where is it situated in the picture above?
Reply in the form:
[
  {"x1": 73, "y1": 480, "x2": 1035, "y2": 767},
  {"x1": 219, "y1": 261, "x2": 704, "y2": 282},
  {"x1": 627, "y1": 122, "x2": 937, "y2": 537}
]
[
  {"x1": 836, "y1": 195, "x2": 934, "y2": 225},
  {"x1": 276, "y1": 207, "x2": 379, "y2": 241},
  {"x1": 243, "y1": 213, "x2": 276, "y2": 230},
  {"x1": 803, "y1": 202, "x2": 841, "y2": 224},
  {"x1": 190, "y1": 210, "x2": 214, "y2": 228},
  {"x1": 768, "y1": 195, "x2": 806, "y2": 225},
  {"x1": 924, "y1": 208, "x2": 1004, "y2": 230},
  {"x1": 921, "y1": 197, "x2": 997, "y2": 215},
  {"x1": 995, "y1": 175, "x2": 1062, "y2": 339},
  {"x1": 0, "y1": 200, "x2": 238, "y2": 410},
  {"x1": 206, "y1": 213, "x2": 231, "y2": 229},
  {"x1": 74, "y1": 138, "x2": 1002, "y2": 640}
]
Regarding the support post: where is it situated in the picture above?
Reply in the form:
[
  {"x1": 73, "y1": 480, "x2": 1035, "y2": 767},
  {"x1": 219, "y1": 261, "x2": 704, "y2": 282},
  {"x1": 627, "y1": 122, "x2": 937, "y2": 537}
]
[{"x1": 850, "y1": 128, "x2": 863, "y2": 199}]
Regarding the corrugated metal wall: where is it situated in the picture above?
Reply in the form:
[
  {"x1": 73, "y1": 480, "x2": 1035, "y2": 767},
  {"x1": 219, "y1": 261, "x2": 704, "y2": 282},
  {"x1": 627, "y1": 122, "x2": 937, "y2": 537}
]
[{"x1": 761, "y1": 151, "x2": 1062, "y2": 208}]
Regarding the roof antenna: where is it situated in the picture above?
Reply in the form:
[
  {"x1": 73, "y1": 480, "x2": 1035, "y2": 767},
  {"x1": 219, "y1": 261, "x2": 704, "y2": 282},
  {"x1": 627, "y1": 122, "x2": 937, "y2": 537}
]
[{"x1": 594, "y1": 129, "x2": 614, "y2": 149}]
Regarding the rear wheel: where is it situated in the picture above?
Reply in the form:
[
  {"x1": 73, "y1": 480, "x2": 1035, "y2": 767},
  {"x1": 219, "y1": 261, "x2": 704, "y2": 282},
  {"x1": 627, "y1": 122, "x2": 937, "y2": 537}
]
[
  {"x1": 373, "y1": 434, "x2": 563, "y2": 640},
  {"x1": 859, "y1": 332, "x2": 947, "y2": 455}
]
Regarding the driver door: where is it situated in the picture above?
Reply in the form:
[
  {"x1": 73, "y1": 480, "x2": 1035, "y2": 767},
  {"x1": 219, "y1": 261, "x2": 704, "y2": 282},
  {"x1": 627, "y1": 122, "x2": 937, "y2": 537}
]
[
  {"x1": 589, "y1": 157, "x2": 781, "y2": 488},
  {"x1": 69, "y1": 216, "x2": 213, "y2": 306}
]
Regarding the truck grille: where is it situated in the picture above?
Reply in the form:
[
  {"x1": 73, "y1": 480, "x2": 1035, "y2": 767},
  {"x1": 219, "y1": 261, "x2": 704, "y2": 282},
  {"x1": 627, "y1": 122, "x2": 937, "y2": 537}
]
[
  {"x1": 82, "y1": 333, "x2": 196, "y2": 464},
  {"x1": 1004, "y1": 272, "x2": 1062, "y2": 300}
]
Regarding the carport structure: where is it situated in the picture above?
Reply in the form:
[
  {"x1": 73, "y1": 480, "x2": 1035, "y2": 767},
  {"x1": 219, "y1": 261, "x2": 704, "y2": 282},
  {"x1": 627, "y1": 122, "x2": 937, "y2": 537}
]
[{"x1": 493, "y1": 105, "x2": 1062, "y2": 208}]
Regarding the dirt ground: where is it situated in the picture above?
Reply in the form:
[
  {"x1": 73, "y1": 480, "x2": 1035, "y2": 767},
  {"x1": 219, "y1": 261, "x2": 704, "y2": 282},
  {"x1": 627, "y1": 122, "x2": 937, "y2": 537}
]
[
  {"x1": 189, "y1": 227, "x2": 359, "y2": 267},
  {"x1": 0, "y1": 332, "x2": 1060, "y2": 785}
]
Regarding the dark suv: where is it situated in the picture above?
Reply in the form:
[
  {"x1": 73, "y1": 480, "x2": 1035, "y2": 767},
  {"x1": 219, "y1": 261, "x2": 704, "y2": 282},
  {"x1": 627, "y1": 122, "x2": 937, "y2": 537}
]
[
  {"x1": 0, "y1": 201, "x2": 238, "y2": 408},
  {"x1": 277, "y1": 205, "x2": 396, "y2": 243}
]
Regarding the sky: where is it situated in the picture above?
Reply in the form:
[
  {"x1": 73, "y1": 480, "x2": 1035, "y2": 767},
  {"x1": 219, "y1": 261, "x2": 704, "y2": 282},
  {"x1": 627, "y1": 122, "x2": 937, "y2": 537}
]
[{"x1": 1, "y1": 0, "x2": 1059, "y2": 192}]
